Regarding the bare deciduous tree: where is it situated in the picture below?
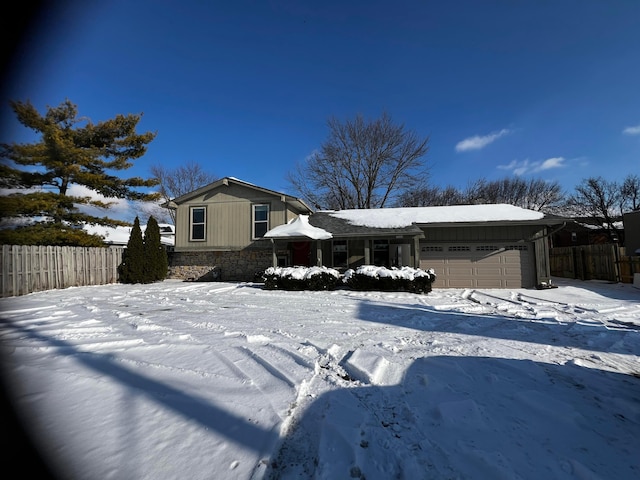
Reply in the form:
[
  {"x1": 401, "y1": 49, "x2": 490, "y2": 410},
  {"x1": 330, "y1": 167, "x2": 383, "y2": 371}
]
[
  {"x1": 397, "y1": 176, "x2": 564, "y2": 212},
  {"x1": 566, "y1": 176, "x2": 623, "y2": 242},
  {"x1": 562, "y1": 173, "x2": 639, "y2": 241},
  {"x1": 396, "y1": 184, "x2": 464, "y2": 207},
  {"x1": 621, "y1": 174, "x2": 640, "y2": 211},
  {"x1": 288, "y1": 112, "x2": 430, "y2": 209},
  {"x1": 463, "y1": 177, "x2": 564, "y2": 211},
  {"x1": 151, "y1": 161, "x2": 217, "y2": 223}
]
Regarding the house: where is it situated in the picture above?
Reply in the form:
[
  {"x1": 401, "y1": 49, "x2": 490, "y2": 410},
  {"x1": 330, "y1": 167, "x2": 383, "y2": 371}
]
[
  {"x1": 84, "y1": 223, "x2": 175, "y2": 247},
  {"x1": 167, "y1": 177, "x2": 313, "y2": 281},
  {"x1": 550, "y1": 217, "x2": 624, "y2": 247},
  {"x1": 265, "y1": 205, "x2": 565, "y2": 289},
  {"x1": 170, "y1": 177, "x2": 565, "y2": 288}
]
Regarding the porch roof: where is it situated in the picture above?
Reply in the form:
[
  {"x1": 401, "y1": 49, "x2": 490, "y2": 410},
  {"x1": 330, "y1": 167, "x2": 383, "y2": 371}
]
[{"x1": 264, "y1": 215, "x2": 333, "y2": 240}]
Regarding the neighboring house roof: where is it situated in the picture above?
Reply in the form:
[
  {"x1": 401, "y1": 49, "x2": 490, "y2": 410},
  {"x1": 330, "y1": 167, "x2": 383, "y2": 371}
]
[
  {"x1": 169, "y1": 176, "x2": 313, "y2": 213},
  {"x1": 264, "y1": 215, "x2": 333, "y2": 240},
  {"x1": 574, "y1": 220, "x2": 624, "y2": 230},
  {"x1": 84, "y1": 223, "x2": 175, "y2": 246}
]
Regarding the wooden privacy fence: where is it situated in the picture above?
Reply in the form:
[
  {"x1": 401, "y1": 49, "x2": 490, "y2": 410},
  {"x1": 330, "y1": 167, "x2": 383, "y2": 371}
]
[
  {"x1": 0, "y1": 245, "x2": 124, "y2": 298},
  {"x1": 550, "y1": 244, "x2": 639, "y2": 283}
]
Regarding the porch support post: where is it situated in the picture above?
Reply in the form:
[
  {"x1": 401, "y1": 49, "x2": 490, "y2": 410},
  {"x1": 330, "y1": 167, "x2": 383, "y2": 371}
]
[
  {"x1": 413, "y1": 235, "x2": 420, "y2": 268},
  {"x1": 316, "y1": 241, "x2": 323, "y2": 266},
  {"x1": 271, "y1": 239, "x2": 277, "y2": 267},
  {"x1": 364, "y1": 239, "x2": 371, "y2": 265}
]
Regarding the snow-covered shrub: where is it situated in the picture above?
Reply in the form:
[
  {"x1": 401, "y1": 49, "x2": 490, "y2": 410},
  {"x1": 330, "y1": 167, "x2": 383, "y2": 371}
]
[
  {"x1": 260, "y1": 265, "x2": 436, "y2": 293},
  {"x1": 261, "y1": 266, "x2": 341, "y2": 291},
  {"x1": 343, "y1": 265, "x2": 436, "y2": 293}
]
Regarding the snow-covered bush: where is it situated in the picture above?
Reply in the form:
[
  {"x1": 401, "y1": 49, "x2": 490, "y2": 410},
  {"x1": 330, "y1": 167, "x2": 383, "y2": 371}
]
[
  {"x1": 260, "y1": 265, "x2": 436, "y2": 293},
  {"x1": 343, "y1": 265, "x2": 436, "y2": 293},
  {"x1": 261, "y1": 266, "x2": 341, "y2": 291}
]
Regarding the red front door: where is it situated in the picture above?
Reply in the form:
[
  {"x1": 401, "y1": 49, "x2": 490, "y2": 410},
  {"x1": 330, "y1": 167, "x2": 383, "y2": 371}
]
[{"x1": 292, "y1": 241, "x2": 311, "y2": 266}]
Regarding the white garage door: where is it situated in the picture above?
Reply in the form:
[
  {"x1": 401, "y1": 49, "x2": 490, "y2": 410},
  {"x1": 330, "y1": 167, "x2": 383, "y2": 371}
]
[{"x1": 419, "y1": 243, "x2": 533, "y2": 288}]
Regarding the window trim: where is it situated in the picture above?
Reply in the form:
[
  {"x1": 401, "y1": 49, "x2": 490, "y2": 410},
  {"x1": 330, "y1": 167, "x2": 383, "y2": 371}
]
[
  {"x1": 252, "y1": 203, "x2": 270, "y2": 240},
  {"x1": 189, "y1": 206, "x2": 206, "y2": 241}
]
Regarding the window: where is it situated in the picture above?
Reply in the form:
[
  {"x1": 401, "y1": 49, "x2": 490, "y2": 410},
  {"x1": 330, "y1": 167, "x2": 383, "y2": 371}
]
[
  {"x1": 373, "y1": 240, "x2": 389, "y2": 267},
  {"x1": 277, "y1": 255, "x2": 289, "y2": 267},
  {"x1": 505, "y1": 245, "x2": 528, "y2": 251},
  {"x1": 448, "y1": 246, "x2": 470, "y2": 252},
  {"x1": 332, "y1": 240, "x2": 348, "y2": 268},
  {"x1": 476, "y1": 245, "x2": 499, "y2": 251},
  {"x1": 190, "y1": 206, "x2": 206, "y2": 241},
  {"x1": 253, "y1": 204, "x2": 269, "y2": 239}
]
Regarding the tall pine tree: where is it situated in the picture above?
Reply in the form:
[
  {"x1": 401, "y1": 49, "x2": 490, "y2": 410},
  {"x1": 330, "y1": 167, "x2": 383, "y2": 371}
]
[
  {"x1": 0, "y1": 99, "x2": 159, "y2": 246},
  {"x1": 118, "y1": 217, "x2": 145, "y2": 283},
  {"x1": 143, "y1": 216, "x2": 168, "y2": 282}
]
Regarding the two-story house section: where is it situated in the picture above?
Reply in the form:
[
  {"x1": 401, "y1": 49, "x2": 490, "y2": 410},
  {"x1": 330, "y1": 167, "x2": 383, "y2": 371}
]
[{"x1": 168, "y1": 176, "x2": 312, "y2": 281}]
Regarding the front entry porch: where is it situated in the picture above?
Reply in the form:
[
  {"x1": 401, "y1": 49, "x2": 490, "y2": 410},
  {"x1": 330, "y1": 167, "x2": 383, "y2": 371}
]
[{"x1": 269, "y1": 236, "x2": 422, "y2": 271}]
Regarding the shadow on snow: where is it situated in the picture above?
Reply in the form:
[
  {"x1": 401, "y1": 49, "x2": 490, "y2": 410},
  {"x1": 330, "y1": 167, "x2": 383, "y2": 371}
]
[
  {"x1": 0, "y1": 322, "x2": 278, "y2": 479},
  {"x1": 263, "y1": 355, "x2": 640, "y2": 479},
  {"x1": 355, "y1": 297, "x2": 640, "y2": 357}
]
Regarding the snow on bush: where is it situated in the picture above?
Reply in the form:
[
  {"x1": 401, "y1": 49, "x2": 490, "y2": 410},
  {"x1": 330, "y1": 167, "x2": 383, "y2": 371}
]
[
  {"x1": 263, "y1": 266, "x2": 341, "y2": 280},
  {"x1": 343, "y1": 265, "x2": 436, "y2": 281},
  {"x1": 262, "y1": 266, "x2": 341, "y2": 290},
  {"x1": 343, "y1": 265, "x2": 436, "y2": 293},
  {"x1": 262, "y1": 265, "x2": 436, "y2": 293}
]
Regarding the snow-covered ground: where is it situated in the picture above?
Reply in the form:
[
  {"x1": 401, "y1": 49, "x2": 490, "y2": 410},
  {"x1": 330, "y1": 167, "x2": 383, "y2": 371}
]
[{"x1": 1, "y1": 278, "x2": 639, "y2": 479}]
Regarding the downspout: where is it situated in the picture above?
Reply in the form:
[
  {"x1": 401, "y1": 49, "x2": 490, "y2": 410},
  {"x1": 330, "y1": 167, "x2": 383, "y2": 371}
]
[
  {"x1": 281, "y1": 196, "x2": 287, "y2": 224},
  {"x1": 281, "y1": 197, "x2": 287, "y2": 268}
]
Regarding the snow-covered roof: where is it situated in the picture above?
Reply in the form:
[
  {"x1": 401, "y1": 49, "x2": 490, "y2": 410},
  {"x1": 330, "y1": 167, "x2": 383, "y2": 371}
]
[
  {"x1": 264, "y1": 215, "x2": 333, "y2": 240},
  {"x1": 328, "y1": 204, "x2": 546, "y2": 228},
  {"x1": 576, "y1": 220, "x2": 624, "y2": 230},
  {"x1": 264, "y1": 205, "x2": 554, "y2": 239},
  {"x1": 84, "y1": 224, "x2": 175, "y2": 246}
]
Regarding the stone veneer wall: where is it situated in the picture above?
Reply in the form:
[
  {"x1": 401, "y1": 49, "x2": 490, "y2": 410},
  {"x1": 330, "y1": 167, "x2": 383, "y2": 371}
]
[{"x1": 168, "y1": 249, "x2": 273, "y2": 282}]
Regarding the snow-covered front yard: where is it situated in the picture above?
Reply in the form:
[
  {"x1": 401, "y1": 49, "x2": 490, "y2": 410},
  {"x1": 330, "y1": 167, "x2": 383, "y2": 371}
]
[{"x1": 1, "y1": 277, "x2": 639, "y2": 479}]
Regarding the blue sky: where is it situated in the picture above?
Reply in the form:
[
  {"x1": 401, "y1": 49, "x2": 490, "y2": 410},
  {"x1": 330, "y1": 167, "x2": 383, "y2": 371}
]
[{"x1": 2, "y1": 0, "x2": 639, "y2": 204}]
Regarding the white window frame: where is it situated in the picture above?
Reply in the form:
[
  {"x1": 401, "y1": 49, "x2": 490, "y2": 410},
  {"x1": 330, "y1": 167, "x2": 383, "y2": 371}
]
[
  {"x1": 252, "y1": 204, "x2": 270, "y2": 239},
  {"x1": 190, "y1": 206, "x2": 206, "y2": 241}
]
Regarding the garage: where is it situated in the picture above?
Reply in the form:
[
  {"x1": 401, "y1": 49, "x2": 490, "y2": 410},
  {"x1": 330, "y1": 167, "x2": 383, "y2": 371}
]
[
  {"x1": 298, "y1": 205, "x2": 561, "y2": 289},
  {"x1": 420, "y1": 243, "x2": 534, "y2": 289}
]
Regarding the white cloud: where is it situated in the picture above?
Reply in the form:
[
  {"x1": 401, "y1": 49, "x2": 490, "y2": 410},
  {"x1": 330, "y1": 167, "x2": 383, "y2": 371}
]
[
  {"x1": 455, "y1": 129, "x2": 510, "y2": 152},
  {"x1": 497, "y1": 159, "x2": 532, "y2": 176},
  {"x1": 623, "y1": 125, "x2": 640, "y2": 135},
  {"x1": 497, "y1": 157, "x2": 567, "y2": 175},
  {"x1": 538, "y1": 157, "x2": 566, "y2": 170}
]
